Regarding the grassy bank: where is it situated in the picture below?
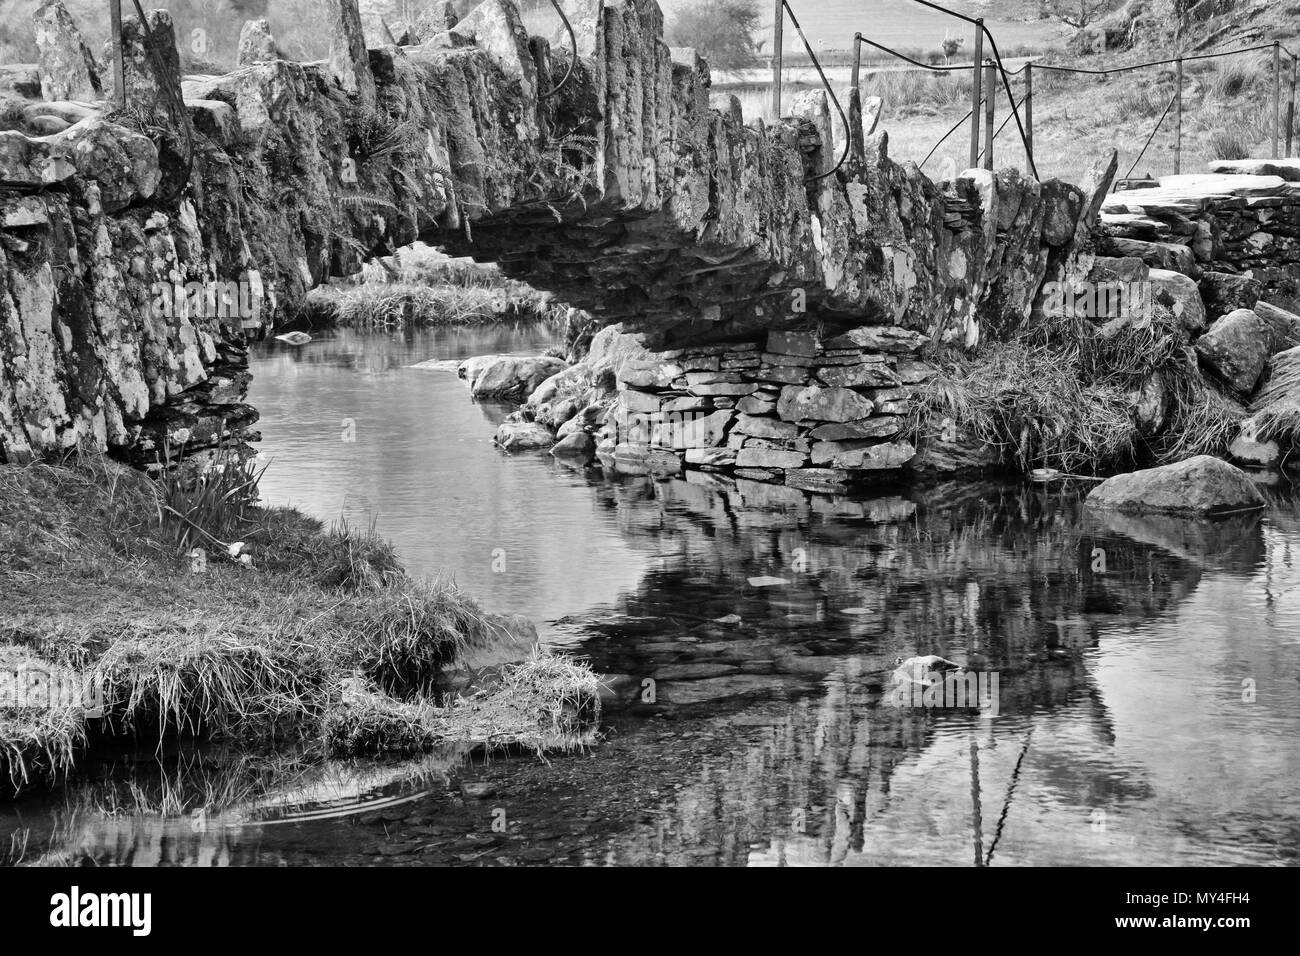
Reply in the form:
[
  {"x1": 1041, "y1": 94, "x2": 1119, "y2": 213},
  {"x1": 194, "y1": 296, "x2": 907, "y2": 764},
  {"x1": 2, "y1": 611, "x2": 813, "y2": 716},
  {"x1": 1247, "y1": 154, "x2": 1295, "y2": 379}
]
[
  {"x1": 304, "y1": 245, "x2": 573, "y2": 329},
  {"x1": 907, "y1": 309, "x2": 1244, "y2": 476},
  {"x1": 0, "y1": 452, "x2": 596, "y2": 792}
]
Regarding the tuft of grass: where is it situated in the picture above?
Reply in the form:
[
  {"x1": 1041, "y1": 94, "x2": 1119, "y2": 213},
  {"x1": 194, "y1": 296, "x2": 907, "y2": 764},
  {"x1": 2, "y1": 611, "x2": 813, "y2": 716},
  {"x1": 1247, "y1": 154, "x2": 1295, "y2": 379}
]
[
  {"x1": 337, "y1": 579, "x2": 510, "y2": 699},
  {"x1": 92, "y1": 630, "x2": 317, "y2": 741},
  {"x1": 1156, "y1": 352, "x2": 1246, "y2": 460},
  {"x1": 323, "y1": 677, "x2": 441, "y2": 756},
  {"x1": 324, "y1": 650, "x2": 600, "y2": 757},
  {"x1": 0, "y1": 645, "x2": 86, "y2": 789},
  {"x1": 1252, "y1": 345, "x2": 1300, "y2": 443},
  {"x1": 155, "y1": 442, "x2": 268, "y2": 556},
  {"x1": 1207, "y1": 127, "x2": 1252, "y2": 161}
]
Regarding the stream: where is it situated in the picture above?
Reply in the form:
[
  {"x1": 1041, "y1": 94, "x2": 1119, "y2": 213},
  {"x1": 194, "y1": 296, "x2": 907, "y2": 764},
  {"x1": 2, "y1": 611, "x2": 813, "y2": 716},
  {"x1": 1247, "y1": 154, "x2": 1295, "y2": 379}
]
[{"x1": 3, "y1": 323, "x2": 1300, "y2": 866}]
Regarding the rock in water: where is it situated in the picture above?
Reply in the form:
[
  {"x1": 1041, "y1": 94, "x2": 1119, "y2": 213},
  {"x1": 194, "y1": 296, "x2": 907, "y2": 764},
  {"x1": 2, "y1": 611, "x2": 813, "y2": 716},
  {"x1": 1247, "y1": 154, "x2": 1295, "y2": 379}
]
[
  {"x1": 549, "y1": 430, "x2": 594, "y2": 460},
  {"x1": 494, "y1": 421, "x2": 555, "y2": 451},
  {"x1": 459, "y1": 355, "x2": 567, "y2": 401},
  {"x1": 1085, "y1": 456, "x2": 1265, "y2": 516}
]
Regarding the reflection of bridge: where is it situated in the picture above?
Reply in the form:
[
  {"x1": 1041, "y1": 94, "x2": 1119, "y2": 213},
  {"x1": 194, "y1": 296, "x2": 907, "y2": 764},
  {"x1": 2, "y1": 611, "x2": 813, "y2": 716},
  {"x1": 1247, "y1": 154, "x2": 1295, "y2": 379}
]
[
  {"x1": 0, "y1": 0, "x2": 1115, "y2": 463},
  {"x1": 532, "y1": 474, "x2": 1279, "y2": 865}
]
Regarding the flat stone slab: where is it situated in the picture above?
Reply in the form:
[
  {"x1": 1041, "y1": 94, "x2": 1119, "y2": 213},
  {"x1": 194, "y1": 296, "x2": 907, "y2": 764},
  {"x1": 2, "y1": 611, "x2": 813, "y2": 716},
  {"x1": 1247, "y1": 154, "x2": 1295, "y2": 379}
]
[
  {"x1": 1100, "y1": 174, "x2": 1297, "y2": 216},
  {"x1": 1085, "y1": 455, "x2": 1265, "y2": 516}
]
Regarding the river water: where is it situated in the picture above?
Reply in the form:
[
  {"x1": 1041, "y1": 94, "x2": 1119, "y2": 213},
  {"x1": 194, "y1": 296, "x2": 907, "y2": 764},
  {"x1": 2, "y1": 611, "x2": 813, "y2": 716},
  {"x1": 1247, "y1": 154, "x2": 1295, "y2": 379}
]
[{"x1": 4, "y1": 324, "x2": 1300, "y2": 867}]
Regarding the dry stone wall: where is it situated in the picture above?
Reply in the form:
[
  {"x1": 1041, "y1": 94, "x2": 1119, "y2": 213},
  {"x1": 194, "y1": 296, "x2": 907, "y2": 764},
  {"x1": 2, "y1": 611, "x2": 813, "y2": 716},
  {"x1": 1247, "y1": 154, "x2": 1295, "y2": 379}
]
[
  {"x1": 605, "y1": 326, "x2": 929, "y2": 492},
  {"x1": 0, "y1": 0, "x2": 1120, "y2": 467}
]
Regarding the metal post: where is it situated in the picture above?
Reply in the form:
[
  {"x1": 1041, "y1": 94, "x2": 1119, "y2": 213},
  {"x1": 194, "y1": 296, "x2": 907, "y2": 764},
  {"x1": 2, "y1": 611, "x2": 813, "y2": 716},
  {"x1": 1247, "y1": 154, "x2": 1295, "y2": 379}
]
[
  {"x1": 772, "y1": 0, "x2": 784, "y2": 119},
  {"x1": 1174, "y1": 57, "x2": 1183, "y2": 174},
  {"x1": 983, "y1": 59, "x2": 994, "y2": 171},
  {"x1": 1288, "y1": 57, "x2": 1297, "y2": 157},
  {"x1": 1024, "y1": 62, "x2": 1033, "y2": 173},
  {"x1": 970, "y1": 19, "x2": 983, "y2": 169},
  {"x1": 852, "y1": 33, "x2": 862, "y2": 92},
  {"x1": 1273, "y1": 41, "x2": 1281, "y2": 158},
  {"x1": 110, "y1": 0, "x2": 125, "y2": 108}
]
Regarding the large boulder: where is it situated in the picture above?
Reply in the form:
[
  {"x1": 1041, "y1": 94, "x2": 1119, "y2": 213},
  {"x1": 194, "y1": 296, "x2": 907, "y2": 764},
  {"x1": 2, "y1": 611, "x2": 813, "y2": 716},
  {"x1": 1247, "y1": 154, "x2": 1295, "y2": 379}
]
[
  {"x1": 1194, "y1": 308, "x2": 1270, "y2": 393},
  {"x1": 459, "y1": 355, "x2": 567, "y2": 401},
  {"x1": 1085, "y1": 456, "x2": 1265, "y2": 516}
]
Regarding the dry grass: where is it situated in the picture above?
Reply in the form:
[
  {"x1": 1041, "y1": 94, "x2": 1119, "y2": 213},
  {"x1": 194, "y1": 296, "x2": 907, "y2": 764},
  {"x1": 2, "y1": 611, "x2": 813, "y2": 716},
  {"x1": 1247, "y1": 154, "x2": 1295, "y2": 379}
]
[
  {"x1": 908, "y1": 309, "x2": 1230, "y2": 474},
  {"x1": 1252, "y1": 346, "x2": 1300, "y2": 444},
  {"x1": 0, "y1": 645, "x2": 86, "y2": 789}
]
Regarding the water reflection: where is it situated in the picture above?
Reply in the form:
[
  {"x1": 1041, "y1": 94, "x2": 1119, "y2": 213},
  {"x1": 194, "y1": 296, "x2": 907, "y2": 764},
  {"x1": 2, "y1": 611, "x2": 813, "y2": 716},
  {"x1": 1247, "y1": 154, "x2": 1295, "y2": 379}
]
[
  {"x1": 4, "y1": 328, "x2": 1300, "y2": 866},
  {"x1": 248, "y1": 325, "x2": 651, "y2": 629}
]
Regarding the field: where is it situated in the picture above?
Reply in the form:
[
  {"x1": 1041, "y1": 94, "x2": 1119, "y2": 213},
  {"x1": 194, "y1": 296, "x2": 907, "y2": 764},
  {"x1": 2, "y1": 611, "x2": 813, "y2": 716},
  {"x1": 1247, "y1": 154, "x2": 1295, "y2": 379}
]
[{"x1": 721, "y1": 44, "x2": 1294, "y2": 184}]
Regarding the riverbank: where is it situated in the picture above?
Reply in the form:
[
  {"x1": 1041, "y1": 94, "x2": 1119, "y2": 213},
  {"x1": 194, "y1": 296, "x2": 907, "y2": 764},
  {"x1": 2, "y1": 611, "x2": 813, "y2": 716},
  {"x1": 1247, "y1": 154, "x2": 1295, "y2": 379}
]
[
  {"x1": 302, "y1": 245, "x2": 575, "y2": 330},
  {"x1": 0, "y1": 452, "x2": 597, "y2": 793}
]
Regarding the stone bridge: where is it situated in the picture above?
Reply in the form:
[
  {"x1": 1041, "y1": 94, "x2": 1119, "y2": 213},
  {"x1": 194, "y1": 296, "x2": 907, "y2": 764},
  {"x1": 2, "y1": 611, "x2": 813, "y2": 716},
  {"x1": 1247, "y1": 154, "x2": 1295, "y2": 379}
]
[{"x1": 1, "y1": 0, "x2": 1297, "y2": 483}]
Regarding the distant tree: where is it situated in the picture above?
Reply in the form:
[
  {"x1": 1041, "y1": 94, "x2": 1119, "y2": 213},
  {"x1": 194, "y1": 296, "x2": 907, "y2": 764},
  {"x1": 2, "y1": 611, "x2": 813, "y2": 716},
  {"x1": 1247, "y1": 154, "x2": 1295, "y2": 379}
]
[
  {"x1": 665, "y1": 0, "x2": 763, "y2": 75},
  {"x1": 941, "y1": 36, "x2": 963, "y2": 64},
  {"x1": 1044, "y1": 0, "x2": 1116, "y2": 29}
]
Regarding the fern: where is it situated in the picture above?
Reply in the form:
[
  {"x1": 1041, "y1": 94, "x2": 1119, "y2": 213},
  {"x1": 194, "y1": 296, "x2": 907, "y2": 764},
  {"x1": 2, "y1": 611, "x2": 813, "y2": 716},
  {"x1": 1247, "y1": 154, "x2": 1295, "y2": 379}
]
[{"x1": 340, "y1": 193, "x2": 401, "y2": 217}]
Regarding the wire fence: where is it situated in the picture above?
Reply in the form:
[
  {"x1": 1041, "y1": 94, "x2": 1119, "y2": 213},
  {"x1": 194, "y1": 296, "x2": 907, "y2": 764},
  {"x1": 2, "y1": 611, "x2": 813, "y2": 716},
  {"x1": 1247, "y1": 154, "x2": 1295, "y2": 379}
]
[{"x1": 770, "y1": 0, "x2": 1300, "y2": 185}]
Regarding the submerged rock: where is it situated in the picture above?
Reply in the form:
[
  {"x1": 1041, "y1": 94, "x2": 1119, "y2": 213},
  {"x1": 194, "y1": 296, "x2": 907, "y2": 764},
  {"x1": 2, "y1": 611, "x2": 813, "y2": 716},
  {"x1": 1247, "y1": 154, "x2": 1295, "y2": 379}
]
[{"x1": 1085, "y1": 456, "x2": 1265, "y2": 516}]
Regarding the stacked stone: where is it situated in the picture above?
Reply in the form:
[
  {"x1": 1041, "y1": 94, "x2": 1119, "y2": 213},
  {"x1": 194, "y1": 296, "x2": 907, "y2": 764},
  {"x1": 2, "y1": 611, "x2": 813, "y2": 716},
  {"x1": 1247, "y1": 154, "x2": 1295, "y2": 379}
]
[
  {"x1": 607, "y1": 326, "x2": 930, "y2": 493},
  {"x1": 1100, "y1": 168, "x2": 1300, "y2": 303}
]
